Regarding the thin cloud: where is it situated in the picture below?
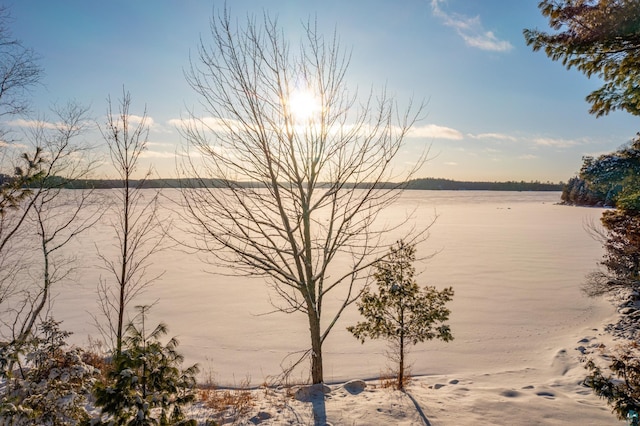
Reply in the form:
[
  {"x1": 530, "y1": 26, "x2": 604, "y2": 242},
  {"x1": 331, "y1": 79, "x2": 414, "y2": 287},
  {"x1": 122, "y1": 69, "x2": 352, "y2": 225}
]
[
  {"x1": 99, "y1": 114, "x2": 158, "y2": 131},
  {"x1": 0, "y1": 140, "x2": 27, "y2": 149},
  {"x1": 463, "y1": 31, "x2": 513, "y2": 52},
  {"x1": 582, "y1": 150, "x2": 610, "y2": 159},
  {"x1": 444, "y1": 161, "x2": 458, "y2": 166},
  {"x1": 139, "y1": 140, "x2": 178, "y2": 159},
  {"x1": 171, "y1": 116, "x2": 465, "y2": 141},
  {"x1": 431, "y1": 0, "x2": 513, "y2": 52},
  {"x1": 518, "y1": 154, "x2": 538, "y2": 160},
  {"x1": 147, "y1": 141, "x2": 176, "y2": 148},
  {"x1": 127, "y1": 114, "x2": 154, "y2": 127},
  {"x1": 5, "y1": 118, "x2": 58, "y2": 129},
  {"x1": 409, "y1": 124, "x2": 464, "y2": 140},
  {"x1": 468, "y1": 132, "x2": 518, "y2": 142},
  {"x1": 139, "y1": 150, "x2": 177, "y2": 159},
  {"x1": 168, "y1": 117, "x2": 235, "y2": 133},
  {"x1": 167, "y1": 117, "x2": 190, "y2": 129},
  {"x1": 5, "y1": 118, "x2": 96, "y2": 132},
  {"x1": 534, "y1": 137, "x2": 582, "y2": 148}
]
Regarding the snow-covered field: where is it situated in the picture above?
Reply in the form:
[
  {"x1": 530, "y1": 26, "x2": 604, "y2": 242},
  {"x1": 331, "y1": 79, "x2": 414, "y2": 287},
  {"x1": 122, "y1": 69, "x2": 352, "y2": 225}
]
[{"x1": 52, "y1": 190, "x2": 623, "y2": 424}]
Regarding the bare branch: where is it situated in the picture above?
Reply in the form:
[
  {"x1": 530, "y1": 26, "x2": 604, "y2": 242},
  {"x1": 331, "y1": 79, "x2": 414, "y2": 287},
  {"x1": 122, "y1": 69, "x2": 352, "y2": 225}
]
[
  {"x1": 180, "y1": 10, "x2": 431, "y2": 384},
  {"x1": 94, "y1": 89, "x2": 165, "y2": 354}
]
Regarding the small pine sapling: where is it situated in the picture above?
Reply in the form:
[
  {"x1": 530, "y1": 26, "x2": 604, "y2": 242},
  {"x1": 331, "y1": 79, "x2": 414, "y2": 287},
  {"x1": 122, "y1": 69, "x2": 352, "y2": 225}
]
[
  {"x1": 348, "y1": 240, "x2": 453, "y2": 390},
  {"x1": 93, "y1": 305, "x2": 199, "y2": 425}
]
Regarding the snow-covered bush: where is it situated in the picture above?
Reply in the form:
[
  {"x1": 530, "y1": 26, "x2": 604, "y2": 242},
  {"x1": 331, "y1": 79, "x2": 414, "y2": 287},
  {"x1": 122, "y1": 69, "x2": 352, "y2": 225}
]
[{"x1": 0, "y1": 318, "x2": 99, "y2": 425}]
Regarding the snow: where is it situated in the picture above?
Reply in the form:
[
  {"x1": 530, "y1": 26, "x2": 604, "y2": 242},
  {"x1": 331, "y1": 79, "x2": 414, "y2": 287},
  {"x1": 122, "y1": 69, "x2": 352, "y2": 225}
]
[
  {"x1": 185, "y1": 344, "x2": 624, "y2": 425},
  {"x1": 48, "y1": 191, "x2": 627, "y2": 424}
]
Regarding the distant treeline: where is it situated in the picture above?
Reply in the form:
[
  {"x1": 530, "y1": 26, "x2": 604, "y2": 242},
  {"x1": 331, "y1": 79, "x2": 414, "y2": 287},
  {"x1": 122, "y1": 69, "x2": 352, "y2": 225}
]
[
  {"x1": 560, "y1": 136, "x2": 640, "y2": 209},
  {"x1": 13, "y1": 176, "x2": 564, "y2": 191},
  {"x1": 47, "y1": 178, "x2": 227, "y2": 189},
  {"x1": 405, "y1": 178, "x2": 563, "y2": 191}
]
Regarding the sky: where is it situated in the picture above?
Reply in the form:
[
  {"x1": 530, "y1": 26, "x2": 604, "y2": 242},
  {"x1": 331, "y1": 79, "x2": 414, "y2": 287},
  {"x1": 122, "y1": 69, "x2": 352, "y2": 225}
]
[{"x1": 5, "y1": 0, "x2": 640, "y2": 182}]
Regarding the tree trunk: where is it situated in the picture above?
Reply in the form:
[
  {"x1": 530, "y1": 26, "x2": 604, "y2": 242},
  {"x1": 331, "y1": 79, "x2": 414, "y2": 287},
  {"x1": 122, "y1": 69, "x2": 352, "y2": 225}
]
[
  {"x1": 308, "y1": 310, "x2": 323, "y2": 384},
  {"x1": 398, "y1": 300, "x2": 405, "y2": 390},
  {"x1": 398, "y1": 331, "x2": 405, "y2": 390},
  {"x1": 116, "y1": 180, "x2": 130, "y2": 355}
]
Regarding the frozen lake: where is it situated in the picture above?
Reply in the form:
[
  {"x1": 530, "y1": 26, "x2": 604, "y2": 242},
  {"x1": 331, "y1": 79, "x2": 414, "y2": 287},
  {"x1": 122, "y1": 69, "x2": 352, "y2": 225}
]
[{"x1": 44, "y1": 190, "x2": 611, "y2": 385}]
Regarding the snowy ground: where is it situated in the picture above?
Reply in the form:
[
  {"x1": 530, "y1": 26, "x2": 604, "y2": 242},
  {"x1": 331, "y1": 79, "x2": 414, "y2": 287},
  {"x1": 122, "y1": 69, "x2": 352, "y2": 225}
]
[
  {"x1": 185, "y1": 323, "x2": 624, "y2": 425},
  {"x1": 50, "y1": 192, "x2": 628, "y2": 424}
]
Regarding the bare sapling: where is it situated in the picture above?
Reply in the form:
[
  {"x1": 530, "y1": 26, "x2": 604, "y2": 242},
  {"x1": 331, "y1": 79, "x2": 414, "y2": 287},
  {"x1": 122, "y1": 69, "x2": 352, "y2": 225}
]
[{"x1": 94, "y1": 89, "x2": 165, "y2": 355}]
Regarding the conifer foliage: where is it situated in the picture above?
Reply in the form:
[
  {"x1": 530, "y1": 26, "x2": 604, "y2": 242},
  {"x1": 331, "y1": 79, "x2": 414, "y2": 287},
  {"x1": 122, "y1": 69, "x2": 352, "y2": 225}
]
[
  {"x1": 584, "y1": 198, "x2": 640, "y2": 297},
  {"x1": 524, "y1": 0, "x2": 640, "y2": 117},
  {"x1": 348, "y1": 241, "x2": 453, "y2": 390},
  {"x1": 0, "y1": 319, "x2": 98, "y2": 425},
  {"x1": 93, "y1": 306, "x2": 199, "y2": 426},
  {"x1": 584, "y1": 342, "x2": 640, "y2": 422}
]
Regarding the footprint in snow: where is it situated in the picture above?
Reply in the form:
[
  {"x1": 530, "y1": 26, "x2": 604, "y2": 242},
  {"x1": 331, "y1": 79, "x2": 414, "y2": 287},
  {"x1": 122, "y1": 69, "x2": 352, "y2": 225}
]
[{"x1": 536, "y1": 391, "x2": 556, "y2": 399}]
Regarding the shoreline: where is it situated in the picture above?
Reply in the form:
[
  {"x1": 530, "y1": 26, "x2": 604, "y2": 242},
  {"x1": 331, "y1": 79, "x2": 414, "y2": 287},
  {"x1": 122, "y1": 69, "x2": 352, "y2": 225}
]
[{"x1": 183, "y1": 296, "x2": 623, "y2": 425}]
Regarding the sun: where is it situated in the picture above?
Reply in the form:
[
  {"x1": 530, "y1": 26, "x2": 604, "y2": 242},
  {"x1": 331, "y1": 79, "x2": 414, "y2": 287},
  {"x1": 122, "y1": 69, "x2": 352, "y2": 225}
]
[{"x1": 288, "y1": 89, "x2": 321, "y2": 122}]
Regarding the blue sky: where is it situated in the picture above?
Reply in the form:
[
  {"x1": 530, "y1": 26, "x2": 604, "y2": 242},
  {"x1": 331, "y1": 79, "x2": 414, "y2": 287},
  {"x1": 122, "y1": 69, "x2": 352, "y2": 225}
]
[{"x1": 6, "y1": 0, "x2": 639, "y2": 182}]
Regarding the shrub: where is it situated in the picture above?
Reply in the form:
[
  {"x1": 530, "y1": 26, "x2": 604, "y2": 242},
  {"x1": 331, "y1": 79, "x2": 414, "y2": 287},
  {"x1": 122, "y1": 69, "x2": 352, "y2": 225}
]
[
  {"x1": 199, "y1": 377, "x2": 254, "y2": 424},
  {"x1": 0, "y1": 318, "x2": 99, "y2": 425},
  {"x1": 92, "y1": 305, "x2": 199, "y2": 425}
]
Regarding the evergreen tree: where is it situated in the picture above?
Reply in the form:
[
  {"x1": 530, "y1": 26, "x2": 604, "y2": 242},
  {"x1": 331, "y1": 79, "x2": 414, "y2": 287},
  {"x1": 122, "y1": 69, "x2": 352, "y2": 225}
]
[
  {"x1": 93, "y1": 306, "x2": 198, "y2": 426},
  {"x1": 601, "y1": 209, "x2": 640, "y2": 282},
  {"x1": 584, "y1": 342, "x2": 640, "y2": 422},
  {"x1": 347, "y1": 241, "x2": 453, "y2": 390},
  {"x1": 562, "y1": 136, "x2": 640, "y2": 207},
  {"x1": 0, "y1": 319, "x2": 98, "y2": 425},
  {"x1": 524, "y1": 0, "x2": 640, "y2": 117},
  {"x1": 527, "y1": 2, "x2": 640, "y2": 420},
  {"x1": 583, "y1": 177, "x2": 640, "y2": 421}
]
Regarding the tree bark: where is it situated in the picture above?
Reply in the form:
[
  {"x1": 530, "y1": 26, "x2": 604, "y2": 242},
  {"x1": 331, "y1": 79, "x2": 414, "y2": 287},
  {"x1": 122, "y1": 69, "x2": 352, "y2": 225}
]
[
  {"x1": 308, "y1": 309, "x2": 323, "y2": 384},
  {"x1": 398, "y1": 300, "x2": 405, "y2": 390}
]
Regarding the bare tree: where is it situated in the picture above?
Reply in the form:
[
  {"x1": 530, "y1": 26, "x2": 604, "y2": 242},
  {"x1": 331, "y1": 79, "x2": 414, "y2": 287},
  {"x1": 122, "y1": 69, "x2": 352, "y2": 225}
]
[
  {"x1": 0, "y1": 102, "x2": 100, "y2": 369},
  {"x1": 0, "y1": 3, "x2": 44, "y2": 254},
  {"x1": 95, "y1": 89, "x2": 164, "y2": 354},
  {"x1": 0, "y1": 8, "x2": 101, "y2": 370},
  {"x1": 180, "y1": 10, "x2": 427, "y2": 384},
  {"x1": 17, "y1": 104, "x2": 98, "y2": 338},
  {"x1": 0, "y1": 6, "x2": 41, "y2": 129}
]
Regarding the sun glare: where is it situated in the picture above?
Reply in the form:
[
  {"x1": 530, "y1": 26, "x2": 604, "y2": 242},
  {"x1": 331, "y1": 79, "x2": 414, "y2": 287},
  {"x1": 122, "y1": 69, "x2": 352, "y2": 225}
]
[{"x1": 288, "y1": 89, "x2": 320, "y2": 122}]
